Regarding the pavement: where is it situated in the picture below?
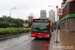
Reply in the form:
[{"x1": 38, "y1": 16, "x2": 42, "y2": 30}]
[{"x1": 49, "y1": 30, "x2": 75, "y2": 50}]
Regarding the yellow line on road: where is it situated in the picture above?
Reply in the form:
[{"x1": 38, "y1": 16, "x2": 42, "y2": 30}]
[
  {"x1": 26, "y1": 38, "x2": 30, "y2": 40},
  {"x1": 18, "y1": 38, "x2": 30, "y2": 43},
  {"x1": 19, "y1": 40, "x2": 25, "y2": 43},
  {"x1": 7, "y1": 44, "x2": 15, "y2": 48}
]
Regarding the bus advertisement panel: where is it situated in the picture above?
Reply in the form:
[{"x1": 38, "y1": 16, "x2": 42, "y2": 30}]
[{"x1": 31, "y1": 19, "x2": 51, "y2": 38}]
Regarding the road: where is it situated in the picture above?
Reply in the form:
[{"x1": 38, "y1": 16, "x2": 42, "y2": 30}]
[{"x1": 0, "y1": 32, "x2": 50, "y2": 50}]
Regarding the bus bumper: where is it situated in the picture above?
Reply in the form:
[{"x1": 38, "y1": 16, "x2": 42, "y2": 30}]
[{"x1": 31, "y1": 35, "x2": 50, "y2": 39}]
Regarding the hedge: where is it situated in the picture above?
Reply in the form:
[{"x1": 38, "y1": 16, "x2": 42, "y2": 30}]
[
  {"x1": 0, "y1": 22, "x2": 20, "y2": 28},
  {"x1": 0, "y1": 28, "x2": 31, "y2": 35}
]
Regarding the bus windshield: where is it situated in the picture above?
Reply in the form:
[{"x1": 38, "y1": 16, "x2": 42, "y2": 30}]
[{"x1": 32, "y1": 22, "x2": 49, "y2": 33}]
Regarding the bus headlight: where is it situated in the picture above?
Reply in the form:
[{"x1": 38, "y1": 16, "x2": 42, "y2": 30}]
[
  {"x1": 48, "y1": 35, "x2": 50, "y2": 37},
  {"x1": 45, "y1": 35, "x2": 49, "y2": 37}
]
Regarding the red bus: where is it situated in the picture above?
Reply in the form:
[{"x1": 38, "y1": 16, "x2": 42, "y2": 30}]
[{"x1": 31, "y1": 19, "x2": 51, "y2": 38}]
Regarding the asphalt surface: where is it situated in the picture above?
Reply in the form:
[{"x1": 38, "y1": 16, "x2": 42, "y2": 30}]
[{"x1": 0, "y1": 32, "x2": 50, "y2": 50}]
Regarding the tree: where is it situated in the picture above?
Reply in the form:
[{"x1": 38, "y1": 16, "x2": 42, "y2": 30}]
[
  {"x1": 0, "y1": 15, "x2": 11, "y2": 22},
  {"x1": 0, "y1": 17, "x2": 3, "y2": 21},
  {"x1": 12, "y1": 19, "x2": 25, "y2": 27},
  {"x1": 28, "y1": 21, "x2": 32, "y2": 27},
  {"x1": 0, "y1": 15, "x2": 25, "y2": 27},
  {"x1": 53, "y1": 22, "x2": 57, "y2": 25},
  {"x1": 7, "y1": 17, "x2": 11, "y2": 22},
  {"x1": 2, "y1": 15, "x2": 8, "y2": 22},
  {"x1": 25, "y1": 20, "x2": 29, "y2": 23}
]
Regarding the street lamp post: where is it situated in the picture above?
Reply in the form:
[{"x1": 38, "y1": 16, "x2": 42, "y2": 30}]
[
  {"x1": 48, "y1": 5, "x2": 59, "y2": 43},
  {"x1": 48, "y1": 5, "x2": 55, "y2": 9},
  {"x1": 55, "y1": 6, "x2": 59, "y2": 43},
  {"x1": 9, "y1": 7, "x2": 16, "y2": 26},
  {"x1": 10, "y1": 7, "x2": 16, "y2": 18}
]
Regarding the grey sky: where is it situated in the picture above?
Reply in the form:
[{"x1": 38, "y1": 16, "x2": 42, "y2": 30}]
[{"x1": 0, "y1": 0, "x2": 62, "y2": 20}]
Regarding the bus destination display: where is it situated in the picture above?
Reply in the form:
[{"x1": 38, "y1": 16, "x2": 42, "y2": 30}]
[{"x1": 33, "y1": 20, "x2": 48, "y2": 23}]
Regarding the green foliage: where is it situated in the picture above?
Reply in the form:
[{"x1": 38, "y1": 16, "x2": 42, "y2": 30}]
[
  {"x1": 0, "y1": 28, "x2": 7, "y2": 34},
  {"x1": 0, "y1": 17, "x2": 3, "y2": 21},
  {"x1": 0, "y1": 28, "x2": 31, "y2": 34},
  {"x1": 0, "y1": 22, "x2": 9, "y2": 28},
  {"x1": 0, "y1": 15, "x2": 32, "y2": 28},
  {"x1": 53, "y1": 21, "x2": 59, "y2": 26},
  {"x1": 0, "y1": 15, "x2": 33, "y2": 28},
  {"x1": 0, "y1": 15, "x2": 25, "y2": 28},
  {"x1": 25, "y1": 20, "x2": 29, "y2": 23},
  {"x1": 0, "y1": 22, "x2": 20, "y2": 28},
  {"x1": 53, "y1": 22, "x2": 57, "y2": 25},
  {"x1": 28, "y1": 21, "x2": 32, "y2": 27},
  {"x1": 11, "y1": 23, "x2": 18, "y2": 27}
]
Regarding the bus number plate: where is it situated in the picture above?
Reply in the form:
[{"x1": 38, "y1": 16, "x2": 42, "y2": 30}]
[{"x1": 38, "y1": 36, "x2": 42, "y2": 38}]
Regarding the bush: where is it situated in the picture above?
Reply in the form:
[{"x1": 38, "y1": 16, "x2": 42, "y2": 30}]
[
  {"x1": 0, "y1": 22, "x2": 20, "y2": 28},
  {"x1": 0, "y1": 28, "x2": 31, "y2": 35},
  {"x1": 11, "y1": 23, "x2": 18, "y2": 27},
  {"x1": 0, "y1": 22, "x2": 9, "y2": 28}
]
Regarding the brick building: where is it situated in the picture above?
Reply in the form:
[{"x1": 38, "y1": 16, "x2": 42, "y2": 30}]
[{"x1": 59, "y1": 0, "x2": 75, "y2": 32}]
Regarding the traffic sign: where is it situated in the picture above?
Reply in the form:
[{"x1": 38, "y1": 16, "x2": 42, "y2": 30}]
[
  {"x1": 58, "y1": 8, "x2": 63, "y2": 16},
  {"x1": 58, "y1": 8, "x2": 62, "y2": 12},
  {"x1": 9, "y1": 23, "x2": 11, "y2": 26},
  {"x1": 56, "y1": 6, "x2": 58, "y2": 8}
]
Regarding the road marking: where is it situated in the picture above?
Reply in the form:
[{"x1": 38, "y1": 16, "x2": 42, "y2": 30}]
[
  {"x1": 21, "y1": 40, "x2": 31, "y2": 46},
  {"x1": 18, "y1": 38, "x2": 30, "y2": 43},
  {"x1": 42, "y1": 40, "x2": 49, "y2": 50},
  {"x1": 18, "y1": 40, "x2": 25, "y2": 43},
  {"x1": 7, "y1": 44, "x2": 15, "y2": 48},
  {"x1": 26, "y1": 38, "x2": 30, "y2": 40},
  {"x1": 42, "y1": 41, "x2": 47, "y2": 50},
  {"x1": 21, "y1": 38, "x2": 31, "y2": 46}
]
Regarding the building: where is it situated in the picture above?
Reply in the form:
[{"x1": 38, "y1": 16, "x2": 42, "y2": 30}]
[
  {"x1": 59, "y1": 0, "x2": 75, "y2": 32},
  {"x1": 28, "y1": 16, "x2": 33, "y2": 21},
  {"x1": 40, "y1": 10, "x2": 46, "y2": 18},
  {"x1": 49, "y1": 10, "x2": 55, "y2": 22}
]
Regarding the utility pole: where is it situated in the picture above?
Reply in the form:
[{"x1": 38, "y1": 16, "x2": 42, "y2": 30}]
[
  {"x1": 9, "y1": 7, "x2": 16, "y2": 26},
  {"x1": 55, "y1": 6, "x2": 59, "y2": 43}
]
